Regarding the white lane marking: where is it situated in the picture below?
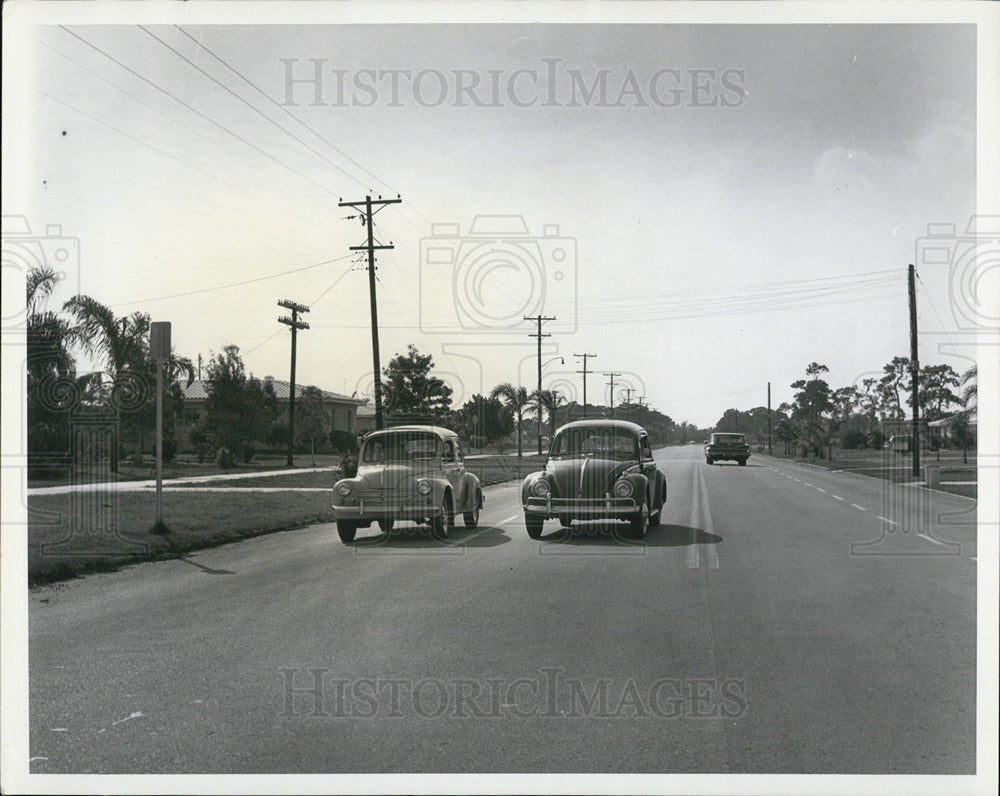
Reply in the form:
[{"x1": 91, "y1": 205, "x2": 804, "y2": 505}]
[
  {"x1": 917, "y1": 533, "x2": 945, "y2": 546},
  {"x1": 687, "y1": 466, "x2": 700, "y2": 569},
  {"x1": 851, "y1": 504, "x2": 867, "y2": 511},
  {"x1": 29, "y1": 757, "x2": 48, "y2": 762},
  {"x1": 877, "y1": 516, "x2": 897, "y2": 525},
  {"x1": 804, "y1": 482, "x2": 813, "y2": 487},
  {"x1": 700, "y1": 466, "x2": 719, "y2": 569},
  {"x1": 51, "y1": 728, "x2": 68, "y2": 732},
  {"x1": 816, "y1": 487, "x2": 826, "y2": 493},
  {"x1": 793, "y1": 478, "x2": 802, "y2": 482},
  {"x1": 111, "y1": 711, "x2": 144, "y2": 726},
  {"x1": 832, "y1": 495, "x2": 844, "y2": 501},
  {"x1": 970, "y1": 557, "x2": 977, "y2": 562}
]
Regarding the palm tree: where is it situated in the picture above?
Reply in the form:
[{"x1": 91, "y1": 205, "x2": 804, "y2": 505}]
[
  {"x1": 63, "y1": 296, "x2": 193, "y2": 467},
  {"x1": 961, "y1": 365, "x2": 977, "y2": 410},
  {"x1": 490, "y1": 382, "x2": 530, "y2": 457},
  {"x1": 529, "y1": 389, "x2": 567, "y2": 444}
]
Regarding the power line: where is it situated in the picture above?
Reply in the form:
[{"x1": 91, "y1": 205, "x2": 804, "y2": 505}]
[
  {"x1": 58, "y1": 26, "x2": 344, "y2": 202},
  {"x1": 173, "y1": 26, "x2": 434, "y2": 233},
  {"x1": 111, "y1": 254, "x2": 354, "y2": 307}
]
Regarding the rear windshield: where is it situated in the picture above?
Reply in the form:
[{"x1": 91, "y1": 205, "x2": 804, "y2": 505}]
[
  {"x1": 362, "y1": 432, "x2": 440, "y2": 463},
  {"x1": 711, "y1": 434, "x2": 746, "y2": 444}
]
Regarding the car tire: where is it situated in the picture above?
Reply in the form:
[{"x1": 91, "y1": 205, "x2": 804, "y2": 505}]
[
  {"x1": 738, "y1": 458, "x2": 747, "y2": 466},
  {"x1": 377, "y1": 518, "x2": 394, "y2": 533},
  {"x1": 431, "y1": 495, "x2": 454, "y2": 540},
  {"x1": 706, "y1": 457, "x2": 713, "y2": 465},
  {"x1": 649, "y1": 506, "x2": 662, "y2": 528},
  {"x1": 336, "y1": 520, "x2": 358, "y2": 543},
  {"x1": 525, "y1": 513, "x2": 544, "y2": 539},
  {"x1": 463, "y1": 490, "x2": 482, "y2": 527},
  {"x1": 629, "y1": 500, "x2": 649, "y2": 539},
  {"x1": 559, "y1": 514, "x2": 573, "y2": 528}
]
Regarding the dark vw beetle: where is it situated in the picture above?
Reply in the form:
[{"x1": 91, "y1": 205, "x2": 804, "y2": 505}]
[{"x1": 521, "y1": 420, "x2": 667, "y2": 539}]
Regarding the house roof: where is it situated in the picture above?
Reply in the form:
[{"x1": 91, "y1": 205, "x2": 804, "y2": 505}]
[{"x1": 182, "y1": 379, "x2": 364, "y2": 405}]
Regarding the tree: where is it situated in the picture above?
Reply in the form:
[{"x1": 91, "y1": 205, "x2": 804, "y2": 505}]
[
  {"x1": 960, "y1": 365, "x2": 977, "y2": 410},
  {"x1": 296, "y1": 386, "x2": 328, "y2": 467},
  {"x1": 381, "y1": 345, "x2": 452, "y2": 420},
  {"x1": 915, "y1": 363, "x2": 960, "y2": 420},
  {"x1": 790, "y1": 363, "x2": 833, "y2": 457},
  {"x1": 877, "y1": 356, "x2": 911, "y2": 420},
  {"x1": 530, "y1": 389, "x2": 567, "y2": 441},
  {"x1": 457, "y1": 394, "x2": 513, "y2": 446},
  {"x1": 203, "y1": 345, "x2": 276, "y2": 461},
  {"x1": 489, "y1": 382, "x2": 530, "y2": 457}
]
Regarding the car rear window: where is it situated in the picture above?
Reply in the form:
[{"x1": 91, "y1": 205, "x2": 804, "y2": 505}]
[{"x1": 712, "y1": 434, "x2": 746, "y2": 444}]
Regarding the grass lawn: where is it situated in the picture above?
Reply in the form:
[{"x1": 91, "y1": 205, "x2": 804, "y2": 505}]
[
  {"x1": 26, "y1": 452, "x2": 545, "y2": 585},
  {"x1": 764, "y1": 447, "x2": 977, "y2": 499},
  {"x1": 27, "y1": 490, "x2": 334, "y2": 586}
]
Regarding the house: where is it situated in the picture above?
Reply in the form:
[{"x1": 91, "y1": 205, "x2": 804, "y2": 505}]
[{"x1": 178, "y1": 377, "x2": 366, "y2": 451}]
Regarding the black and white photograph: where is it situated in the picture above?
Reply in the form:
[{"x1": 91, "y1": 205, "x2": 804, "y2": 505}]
[{"x1": 2, "y1": 1, "x2": 997, "y2": 794}]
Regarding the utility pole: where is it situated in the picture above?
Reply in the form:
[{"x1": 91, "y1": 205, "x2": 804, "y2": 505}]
[
  {"x1": 526, "y1": 314, "x2": 556, "y2": 454},
  {"x1": 574, "y1": 352, "x2": 596, "y2": 418},
  {"x1": 278, "y1": 299, "x2": 310, "y2": 467},
  {"x1": 623, "y1": 386, "x2": 634, "y2": 409},
  {"x1": 604, "y1": 372, "x2": 621, "y2": 419},
  {"x1": 908, "y1": 263, "x2": 920, "y2": 477},
  {"x1": 637, "y1": 396, "x2": 645, "y2": 410},
  {"x1": 339, "y1": 194, "x2": 402, "y2": 430},
  {"x1": 767, "y1": 381, "x2": 773, "y2": 454}
]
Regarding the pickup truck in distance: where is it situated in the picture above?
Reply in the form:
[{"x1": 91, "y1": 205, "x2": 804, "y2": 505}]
[{"x1": 705, "y1": 433, "x2": 750, "y2": 466}]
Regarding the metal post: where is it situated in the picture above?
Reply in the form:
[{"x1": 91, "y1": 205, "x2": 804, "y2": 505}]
[{"x1": 908, "y1": 264, "x2": 920, "y2": 477}]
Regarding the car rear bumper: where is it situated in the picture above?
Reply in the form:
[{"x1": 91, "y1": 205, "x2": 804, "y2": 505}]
[{"x1": 523, "y1": 496, "x2": 639, "y2": 518}]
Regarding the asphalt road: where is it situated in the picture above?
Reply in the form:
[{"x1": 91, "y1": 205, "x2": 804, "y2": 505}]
[{"x1": 27, "y1": 445, "x2": 977, "y2": 774}]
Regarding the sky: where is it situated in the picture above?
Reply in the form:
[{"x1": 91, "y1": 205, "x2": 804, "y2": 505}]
[{"x1": 4, "y1": 5, "x2": 993, "y2": 428}]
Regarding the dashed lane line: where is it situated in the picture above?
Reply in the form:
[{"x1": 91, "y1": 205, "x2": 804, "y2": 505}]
[
  {"x1": 877, "y1": 515, "x2": 897, "y2": 525},
  {"x1": 851, "y1": 504, "x2": 867, "y2": 511},
  {"x1": 832, "y1": 495, "x2": 844, "y2": 501},
  {"x1": 917, "y1": 533, "x2": 945, "y2": 546}
]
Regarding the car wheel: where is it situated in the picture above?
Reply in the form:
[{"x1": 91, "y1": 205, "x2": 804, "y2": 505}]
[
  {"x1": 525, "y1": 513, "x2": 544, "y2": 539},
  {"x1": 559, "y1": 514, "x2": 573, "y2": 528},
  {"x1": 649, "y1": 505, "x2": 662, "y2": 528},
  {"x1": 336, "y1": 520, "x2": 358, "y2": 543},
  {"x1": 377, "y1": 518, "x2": 394, "y2": 533},
  {"x1": 430, "y1": 495, "x2": 454, "y2": 540},
  {"x1": 463, "y1": 490, "x2": 482, "y2": 527},
  {"x1": 706, "y1": 457, "x2": 713, "y2": 465},
  {"x1": 629, "y1": 500, "x2": 649, "y2": 540},
  {"x1": 738, "y1": 458, "x2": 747, "y2": 466}
]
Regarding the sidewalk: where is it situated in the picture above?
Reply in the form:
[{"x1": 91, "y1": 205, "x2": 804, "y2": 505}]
[{"x1": 27, "y1": 466, "x2": 338, "y2": 495}]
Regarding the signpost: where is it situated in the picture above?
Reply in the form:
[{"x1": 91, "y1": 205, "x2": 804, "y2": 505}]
[{"x1": 150, "y1": 322, "x2": 171, "y2": 531}]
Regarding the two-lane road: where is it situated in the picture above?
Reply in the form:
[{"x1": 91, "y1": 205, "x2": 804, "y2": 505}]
[{"x1": 27, "y1": 445, "x2": 976, "y2": 773}]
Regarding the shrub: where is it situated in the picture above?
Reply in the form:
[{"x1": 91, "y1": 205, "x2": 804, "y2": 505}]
[
  {"x1": 241, "y1": 442, "x2": 256, "y2": 463},
  {"x1": 339, "y1": 451, "x2": 358, "y2": 478},
  {"x1": 215, "y1": 447, "x2": 234, "y2": 469},
  {"x1": 841, "y1": 430, "x2": 866, "y2": 450},
  {"x1": 150, "y1": 439, "x2": 177, "y2": 463},
  {"x1": 330, "y1": 429, "x2": 360, "y2": 453}
]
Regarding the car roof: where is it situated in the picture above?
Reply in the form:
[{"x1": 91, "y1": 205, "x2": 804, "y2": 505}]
[
  {"x1": 554, "y1": 419, "x2": 647, "y2": 435},
  {"x1": 363, "y1": 425, "x2": 456, "y2": 440}
]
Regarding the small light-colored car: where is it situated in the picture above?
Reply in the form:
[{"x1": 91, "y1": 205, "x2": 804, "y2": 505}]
[
  {"x1": 331, "y1": 425, "x2": 483, "y2": 543},
  {"x1": 521, "y1": 420, "x2": 667, "y2": 540}
]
